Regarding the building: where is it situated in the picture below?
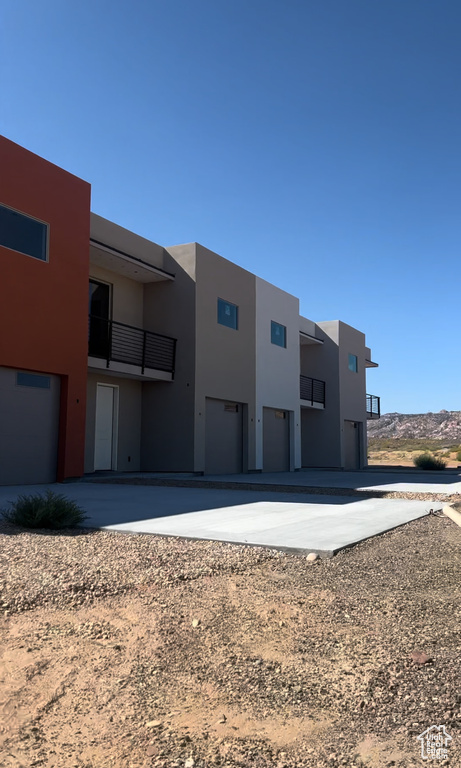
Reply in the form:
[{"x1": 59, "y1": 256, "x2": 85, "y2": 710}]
[
  {"x1": 0, "y1": 137, "x2": 379, "y2": 485},
  {"x1": 0, "y1": 138, "x2": 90, "y2": 484}
]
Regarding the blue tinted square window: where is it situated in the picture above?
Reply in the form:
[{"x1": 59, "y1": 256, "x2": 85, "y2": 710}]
[
  {"x1": 271, "y1": 321, "x2": 286, "y2": 348},
  {"x1": 217, "y1": 298, "x2": 238, "y2": 330}
]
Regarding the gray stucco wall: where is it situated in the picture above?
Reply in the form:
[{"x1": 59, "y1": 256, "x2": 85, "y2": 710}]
[
  {"x1": 85, "y1": 373, "x2": 142, "y2": 473},
  {"x1": 140, "y1": 245, "x2": 197, "y2": 471},
  {"x1": 304, "y1": 320, "x2": 368, "y2": 469},
  {"x1": 300, "y1": 323, "x2": 342, "y2": 467}
]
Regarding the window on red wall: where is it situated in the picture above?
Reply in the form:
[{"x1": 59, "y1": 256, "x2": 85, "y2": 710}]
[{"x1": 0, "y1": 203, "x2": 48, "y2": 261}]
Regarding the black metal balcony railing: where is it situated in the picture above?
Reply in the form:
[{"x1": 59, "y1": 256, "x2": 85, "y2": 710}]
[
  {"x1": 366, "y1": 393, "x2": 381, "y2": 420},
  {"x1": 88, "y1": 315, "x2": 176, "y2": 375},
  {"x1": 300, "y1": 375, "x2": 326, "y2": 406}
]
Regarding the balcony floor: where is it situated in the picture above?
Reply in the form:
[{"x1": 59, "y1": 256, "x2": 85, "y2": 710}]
[
  {"x1": 88, "y1": 356, "x2": 173, "y2": 382},
  {"x1": 300, "y1": 399, "x2": 325, "y2": 410}
]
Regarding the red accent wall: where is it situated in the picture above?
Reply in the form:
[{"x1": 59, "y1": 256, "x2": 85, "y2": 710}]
[{"x1": 0, "y1": 137, "x2": 91, "y2": 481}]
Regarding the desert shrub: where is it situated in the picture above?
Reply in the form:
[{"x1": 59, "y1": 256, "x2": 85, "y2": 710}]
[
  {"x1": 413, "y1": 453, "x2": 446, "y2": 471},
  {"x1": 457, "y1": 450, "x2": 461, "y2": 463},
  {"x1": 1, "y1": 490, "x2": 87, "y2": 529}
]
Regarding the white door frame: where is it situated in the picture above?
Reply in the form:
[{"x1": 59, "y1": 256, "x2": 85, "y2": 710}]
[{"x1": 94, "y1": 383, "x2": 119, "y2": 471}]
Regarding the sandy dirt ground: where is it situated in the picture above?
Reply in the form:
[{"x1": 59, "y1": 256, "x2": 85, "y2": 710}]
[
  {"x1": 1, "y1": 513, "x2": 460, "y2": 768},
  {"x1": 367, "y1": 449, "x2": 460, "y2": 469}
]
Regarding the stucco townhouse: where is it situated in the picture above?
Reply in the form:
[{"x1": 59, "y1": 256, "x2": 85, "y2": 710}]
[{"x1": 0, "y1": 136, "x2": 380, "y2": 485}]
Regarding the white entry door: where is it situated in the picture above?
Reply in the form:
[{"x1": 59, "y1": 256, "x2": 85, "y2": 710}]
[{"x1": 94, "y1": 384, "x2": 118, "y2": 471}]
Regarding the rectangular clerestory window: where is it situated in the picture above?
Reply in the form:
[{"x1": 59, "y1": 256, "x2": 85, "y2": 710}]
[{"x1": 0, "y1": 203, "x2": 48, "y2": 262}]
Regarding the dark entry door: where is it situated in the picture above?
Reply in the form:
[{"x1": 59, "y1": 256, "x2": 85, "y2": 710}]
[{"x1": 88, "y1": 280, "x2": 111, "y2": 358}]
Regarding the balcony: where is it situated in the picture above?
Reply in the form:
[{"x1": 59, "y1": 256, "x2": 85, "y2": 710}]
[
  {"x1": 366, "y1": 394, "x2": 381, "y2": 420},
  {"x1": 300, "y1": 375, "x2": 326, "y2": 408},
  {"x1": 88, "y1": 315, "x2": 176, "y2": 380}
]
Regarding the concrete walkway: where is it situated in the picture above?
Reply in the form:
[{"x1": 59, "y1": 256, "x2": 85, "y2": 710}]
[
  {"x1": 82, "y1": 467, "x2": 461, "y2": 495},
  {"x1": 0, "y1": 482, "x2": 436, "y2": 557},
  {"x1": 176, "y1": 468, "x2": 461, "y2": 495}
]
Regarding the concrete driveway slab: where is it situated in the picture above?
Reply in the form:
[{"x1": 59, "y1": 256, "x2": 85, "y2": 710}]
[
  {"x1": 0, "y1": 482, "x2": 434, "y2": 557},
  {"x1": 101, "y1": 497, "x2": 432, "y2": 555}
]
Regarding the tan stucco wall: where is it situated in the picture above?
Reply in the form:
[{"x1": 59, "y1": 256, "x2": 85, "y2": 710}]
[
  {"x1": 337, "y1": 321, "x2": 368, "y2": 467},
  {"x1": 299, "y1": 316, "x2": 318, "y2": 338},
  {"x1": 90, "y1": 213, "x2": 166, "y2": 270},
  {"x1": 193, "y1": 244, "x2": 257, "y2": 472},
  {"x1": 85, "y1": 373, "x2": 142, "y2": 473},
  {"x1": 255, "y1": 277, "x2": 301, "y2": 470},
  {"x1": 337, "y1": 322, "x2": 367, "y2": 421},
  {"x1": 89, "y1": 261, "x2": 144, "y2": 328}
]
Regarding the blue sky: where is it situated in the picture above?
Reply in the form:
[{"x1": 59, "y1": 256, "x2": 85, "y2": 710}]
[{"x1": 2, "y1": 0, "x2": 460, "y2": 414}]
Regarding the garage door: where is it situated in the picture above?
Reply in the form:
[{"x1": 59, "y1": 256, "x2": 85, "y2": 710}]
[
  {"x1": 0, "y1": 367, "x2": 60, "y2": 485},
  {"x1": 205, "y1": 398, "x2": 243, "y2": 474},
  {"x1": 263, "y1": 408, "x2": 290, "y2": 472}
]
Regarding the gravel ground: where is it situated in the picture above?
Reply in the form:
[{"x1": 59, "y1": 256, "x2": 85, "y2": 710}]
[{"x1": 1, "y1": 513, "x2": 460, "y2": 767}]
